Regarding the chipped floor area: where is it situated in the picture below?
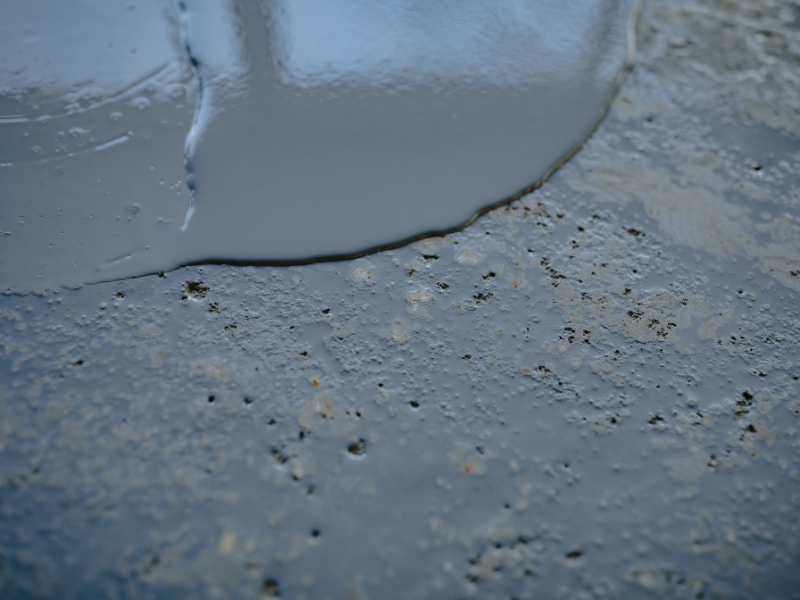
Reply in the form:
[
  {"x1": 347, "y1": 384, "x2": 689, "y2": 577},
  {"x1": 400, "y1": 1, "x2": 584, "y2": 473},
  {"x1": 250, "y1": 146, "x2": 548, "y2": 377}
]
[{"x1": 1, "y1": 0, "x2": 799, "y2": 598}]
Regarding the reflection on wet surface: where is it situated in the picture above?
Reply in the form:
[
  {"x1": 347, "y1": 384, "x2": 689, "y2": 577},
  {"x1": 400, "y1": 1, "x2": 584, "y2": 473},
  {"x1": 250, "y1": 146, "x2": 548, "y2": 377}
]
[
  {"x1": 270, "y1": 1, "x2": 623, "y2": 89},
  {"x1": 0, "y1": 0, "x2": 636, "y2": 292}
]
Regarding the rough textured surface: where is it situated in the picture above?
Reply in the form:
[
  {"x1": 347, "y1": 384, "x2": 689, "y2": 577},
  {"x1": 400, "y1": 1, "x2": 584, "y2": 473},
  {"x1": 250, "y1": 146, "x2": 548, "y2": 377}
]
[{"x1": 1, "y1": 1, "x2": 800, "y2": 599}]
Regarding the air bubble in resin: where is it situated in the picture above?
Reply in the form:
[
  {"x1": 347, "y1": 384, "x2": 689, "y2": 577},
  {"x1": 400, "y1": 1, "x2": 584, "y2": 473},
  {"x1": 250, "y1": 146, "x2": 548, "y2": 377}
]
[{"x1": 0, "y1": 0, "x2": 638, "y2": 293}]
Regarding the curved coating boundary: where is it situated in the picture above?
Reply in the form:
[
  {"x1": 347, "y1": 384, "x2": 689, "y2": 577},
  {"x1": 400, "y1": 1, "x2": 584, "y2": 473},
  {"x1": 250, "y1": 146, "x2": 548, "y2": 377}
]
[{"x1": 108, "y1": 0, "x2": 646, "y2": 282}]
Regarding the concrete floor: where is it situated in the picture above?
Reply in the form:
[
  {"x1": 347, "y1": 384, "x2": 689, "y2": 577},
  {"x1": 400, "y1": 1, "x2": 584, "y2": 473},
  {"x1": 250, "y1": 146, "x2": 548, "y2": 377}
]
[{"x1": 1, "y1": 1, "x2": 799, "y2": 598}]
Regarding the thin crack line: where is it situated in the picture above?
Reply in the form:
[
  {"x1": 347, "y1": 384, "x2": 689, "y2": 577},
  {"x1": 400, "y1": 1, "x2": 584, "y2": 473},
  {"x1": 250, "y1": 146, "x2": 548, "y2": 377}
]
[{"x1": 174, "y1": 0, "x2": 202, "y2": 232}]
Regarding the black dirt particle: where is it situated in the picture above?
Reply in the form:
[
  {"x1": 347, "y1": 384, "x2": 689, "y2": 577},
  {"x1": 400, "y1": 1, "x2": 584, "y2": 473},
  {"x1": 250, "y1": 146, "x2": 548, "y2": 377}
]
[
  {"x1": 244, "y1": 397, "x2": 253, "y2": 405},
  {"x1": 268, "y1": 419, "x2": 276, "y2": 426},
  {"x1": 311, "y1": 529, "x2": 320, "y2": 538},
  {"x1": 648, "y1": 414, "x2": 664, "y2": 425},
  {"x1": 463, "y1": 354, "x2": 471, "y2": 360},
  {"x1": 73, "y1": 360, "x2": 83, "y2": 367},
  {"x1": 322, "y1": 308, "x2": 330, "y2": 314},
  {"x1": 473, "y1": 292, "x2": 494, "y2": 305},
  {"x1": 208, "y1": 302, "x2": 219, "y2": 313},
  {"x1": 271, "y1": 448, "x2": 288, "y2": 465},
  {"x1": 261, "y1": 578, "x2": 280, "y2": 597},
  {"x1": 183, "y1": 281, "x2": 208, "y2": 301},
  {"x1": 410, "y1": 400, "x2": 419, "y2": 409},
  {"x1": 207, "y1": 395, "x2": 215, "y2": 403},
  {"x1": 565, "y1": 550, "x2": 583, "y2": 560},
  {"x1": 436, "y1": 282, "x2": 450, "y2": 290},
  {"x1": 348, "y1": 439, "x2": 367, "y2": 456},
  {"x1": 115, "y1": 292, "x2": 125, "y2": 299}
]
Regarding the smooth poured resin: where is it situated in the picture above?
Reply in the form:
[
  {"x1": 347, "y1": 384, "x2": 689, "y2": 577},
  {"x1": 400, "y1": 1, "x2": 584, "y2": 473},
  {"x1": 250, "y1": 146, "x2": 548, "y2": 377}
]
[
  {"x1": 0, "y1": 0, "x2": 193, "y2": 293},
  {"x1": 0, "y1": 0, "x2": 637, "y2": 292}
]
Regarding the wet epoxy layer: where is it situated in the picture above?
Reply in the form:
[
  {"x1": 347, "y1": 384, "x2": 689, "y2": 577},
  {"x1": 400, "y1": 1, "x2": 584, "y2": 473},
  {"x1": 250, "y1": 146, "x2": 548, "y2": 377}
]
[
  {"x1": 173, "y1": 0, "x2": 638, "y2": 264},
  {"x1": 0, "y1": 0, "x2": 193, "y2": 293},
  {"x1": 0, "y1": 0, "x2": 637, "y2": 293}
]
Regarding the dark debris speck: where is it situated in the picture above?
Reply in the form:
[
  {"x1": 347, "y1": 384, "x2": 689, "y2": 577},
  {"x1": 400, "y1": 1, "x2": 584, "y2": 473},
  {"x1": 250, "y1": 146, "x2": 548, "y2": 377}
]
[{"x1": 347, "y1": 439, "x2": 367, "y2": 456}]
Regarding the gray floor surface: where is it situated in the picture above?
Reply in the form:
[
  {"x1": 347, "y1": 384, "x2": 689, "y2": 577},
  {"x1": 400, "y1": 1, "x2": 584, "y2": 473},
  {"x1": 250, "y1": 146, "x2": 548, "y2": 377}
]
[{"x1": 1, "y1": 0, "x2": 799, "y2": 598}]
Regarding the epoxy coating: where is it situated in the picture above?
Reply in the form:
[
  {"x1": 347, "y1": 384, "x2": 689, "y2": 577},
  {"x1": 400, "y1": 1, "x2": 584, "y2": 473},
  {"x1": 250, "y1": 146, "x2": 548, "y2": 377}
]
[
  {"x1": 175, "y1": 0, "x2": 636, "y2": 265},
  {"x1": 0, "y1": 0, "x2": 193, "y2": 293},
  {"x1": 1, "y1": 0, "x2": 636, "y2": 292}
]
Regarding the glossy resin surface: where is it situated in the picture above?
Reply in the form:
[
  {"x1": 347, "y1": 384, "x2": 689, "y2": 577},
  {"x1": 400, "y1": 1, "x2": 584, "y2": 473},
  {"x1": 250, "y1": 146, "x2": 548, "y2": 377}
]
[{"x1": 0, "y1": 0, "x2": 637, "y2": 292}]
